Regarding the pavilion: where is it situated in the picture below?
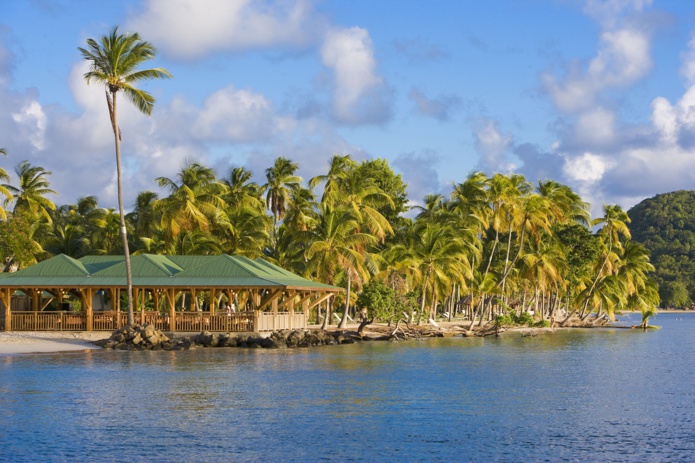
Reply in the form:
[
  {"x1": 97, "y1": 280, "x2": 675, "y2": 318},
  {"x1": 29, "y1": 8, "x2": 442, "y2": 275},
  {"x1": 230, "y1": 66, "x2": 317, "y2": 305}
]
[{"x1": 0, "y1": 253, "x2": 342, "y2": 332}]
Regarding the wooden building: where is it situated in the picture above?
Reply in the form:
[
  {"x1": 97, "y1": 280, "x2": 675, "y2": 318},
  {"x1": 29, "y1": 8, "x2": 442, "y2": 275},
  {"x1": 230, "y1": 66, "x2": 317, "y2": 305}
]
[{"x1": 0, "y1": 254, "x2": 342, "y2": 332}]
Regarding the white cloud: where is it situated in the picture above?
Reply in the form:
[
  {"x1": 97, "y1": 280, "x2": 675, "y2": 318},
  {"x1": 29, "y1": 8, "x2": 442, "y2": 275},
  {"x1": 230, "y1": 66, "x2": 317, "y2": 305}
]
[
  {"x1": 11, "y1": 100, "x2": 47, "y2": 151},
  {"x1": 193, "y1": 86, "x2": 279, "y2": 142},
  {"x1": 543, "y1": 27, "x2": 651, "y2": 113},
  {"x1": 127, "y1": 0, "x2": 320, "y2": 59},
  {"x1": 563, "y1": 152, "x2": 611, "y2": 183},
  {"x1": 321, "y1": 27, "x2": 392, "y2": 124},
  {"x1": 681, "y1": 33, "x2": 695, "y2": 84},
  {"x1": 575, "y1": 107, "x2": 616, "y2": 146},
  {"x1": 474, "y1": 119, "x2": 515, "y2": 172},
  {"x1": 651, "y1": 96, "x2": 677, "y2": 144},
  {"x1": 584, "y1": 0, "x2": 653, "y2": 28},
  {"x1": 408, "y1": 88, "x2": 462, "y2": 122}
]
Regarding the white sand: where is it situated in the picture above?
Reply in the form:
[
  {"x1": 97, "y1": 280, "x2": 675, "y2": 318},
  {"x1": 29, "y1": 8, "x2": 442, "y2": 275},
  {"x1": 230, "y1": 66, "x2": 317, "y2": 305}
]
[{"x1": 0, "y1": 331, "x2": 107, "y2": 355}]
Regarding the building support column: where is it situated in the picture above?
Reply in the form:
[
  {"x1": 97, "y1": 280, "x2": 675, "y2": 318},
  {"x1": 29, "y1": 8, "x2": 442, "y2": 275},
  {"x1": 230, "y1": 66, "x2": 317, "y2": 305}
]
[
  {"x1": 2, "y1": 288, "x2": 12, "y2": 332},
  {"x1": 167, "y1": 288, "x2": 176, "y2": 332},
  {"x1": 82, "y1": 288, "x2": 94, "y2": 331}
]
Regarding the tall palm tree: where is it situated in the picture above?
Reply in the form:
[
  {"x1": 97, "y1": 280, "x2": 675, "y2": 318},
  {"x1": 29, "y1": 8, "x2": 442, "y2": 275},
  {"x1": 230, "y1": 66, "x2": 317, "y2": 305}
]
[
  {"x1": 2, "y1": 161, "x2": 57, "y2": 222},
  {"x1": 262, "y1": 157, "x2": 301, "y2": 239},
  {"x1": 79, "y1": 26, "x2": 171, "y2": 325}
]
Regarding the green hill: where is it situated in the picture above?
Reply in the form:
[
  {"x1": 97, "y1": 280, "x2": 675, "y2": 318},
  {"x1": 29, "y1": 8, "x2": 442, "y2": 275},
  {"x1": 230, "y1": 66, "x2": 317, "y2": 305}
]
[{"x1": 628, "y1": 190, "x2": 695, "y2": 308}]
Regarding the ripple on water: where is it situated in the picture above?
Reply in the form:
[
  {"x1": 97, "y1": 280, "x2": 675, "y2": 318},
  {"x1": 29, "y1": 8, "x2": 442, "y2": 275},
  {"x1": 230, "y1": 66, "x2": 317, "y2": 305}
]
[{"x1": 0, "y1": 313, "x2": 693, "y2": 462}]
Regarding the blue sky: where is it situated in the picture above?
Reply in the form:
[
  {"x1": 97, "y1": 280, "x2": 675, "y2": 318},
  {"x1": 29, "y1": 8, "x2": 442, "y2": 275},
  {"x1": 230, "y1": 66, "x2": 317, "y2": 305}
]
[{"x1": 1, "y1": 0, "x2": 694, "y2": 218}]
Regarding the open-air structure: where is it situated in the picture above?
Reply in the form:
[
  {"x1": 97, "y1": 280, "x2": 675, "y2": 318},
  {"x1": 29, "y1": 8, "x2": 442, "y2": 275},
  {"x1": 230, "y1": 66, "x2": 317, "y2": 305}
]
[{"x1": 0, "y1": 254, "x2": 342, "y2": 333}]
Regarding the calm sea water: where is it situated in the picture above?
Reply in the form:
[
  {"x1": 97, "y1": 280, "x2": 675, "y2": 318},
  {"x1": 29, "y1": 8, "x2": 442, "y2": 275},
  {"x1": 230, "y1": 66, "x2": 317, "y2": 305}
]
[{"x1": 1, "y1": 313, "x2": 693, "y2": 462}]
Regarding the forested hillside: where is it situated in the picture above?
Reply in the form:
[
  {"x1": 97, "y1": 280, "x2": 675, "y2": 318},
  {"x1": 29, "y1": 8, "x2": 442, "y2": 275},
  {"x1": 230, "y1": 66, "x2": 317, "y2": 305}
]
[{"x1": 628, "y1": 190, "x2": 695, "y2": 308}]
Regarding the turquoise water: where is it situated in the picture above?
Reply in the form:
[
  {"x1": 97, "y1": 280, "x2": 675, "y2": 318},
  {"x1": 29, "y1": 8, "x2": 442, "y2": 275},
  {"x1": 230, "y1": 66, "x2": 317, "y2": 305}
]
[{"x1": 1, "y1": 313, "x2": 694, "y2": 462}]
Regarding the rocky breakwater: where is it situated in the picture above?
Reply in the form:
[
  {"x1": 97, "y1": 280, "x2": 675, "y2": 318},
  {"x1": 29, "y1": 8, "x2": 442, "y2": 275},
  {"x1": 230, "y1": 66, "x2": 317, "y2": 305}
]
[{"x1": 94, "y1": 325, "x2": 361, "y2": 351}]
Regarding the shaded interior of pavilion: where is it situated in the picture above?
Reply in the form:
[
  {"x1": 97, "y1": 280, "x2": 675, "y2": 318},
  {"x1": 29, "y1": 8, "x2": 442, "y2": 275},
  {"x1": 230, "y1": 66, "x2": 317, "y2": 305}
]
[{"x1": 0, "y1": 254, "x2": 342, "y2": 332}]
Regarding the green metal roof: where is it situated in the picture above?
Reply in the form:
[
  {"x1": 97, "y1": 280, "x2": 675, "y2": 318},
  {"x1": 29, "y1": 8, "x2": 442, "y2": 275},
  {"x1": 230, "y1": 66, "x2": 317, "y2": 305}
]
[{"x1": 0, "y1": 254, "x2": 342, "y2": 292}]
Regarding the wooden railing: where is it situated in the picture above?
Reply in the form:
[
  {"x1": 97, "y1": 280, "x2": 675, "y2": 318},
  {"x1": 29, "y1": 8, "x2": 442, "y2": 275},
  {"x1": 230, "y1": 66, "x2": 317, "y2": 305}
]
[
  {"x1": 10, "y1": 312, "x2": 87, "y2": 331},
  {"x1": 257, "y1": 312, "x2": 306, "y2": 332},
  {"x1": 175, "y1": 311, "x2": 254, "y2": 332},
  {"x1": 4, "y1": 310, "x2": 304, "y2": 332}
]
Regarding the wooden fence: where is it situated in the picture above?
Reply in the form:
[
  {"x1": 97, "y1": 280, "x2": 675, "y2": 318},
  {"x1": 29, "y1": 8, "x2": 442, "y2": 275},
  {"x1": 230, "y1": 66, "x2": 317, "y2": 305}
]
[{"x1": 3, "y1": 310, "x2": 297, "y2": 332}]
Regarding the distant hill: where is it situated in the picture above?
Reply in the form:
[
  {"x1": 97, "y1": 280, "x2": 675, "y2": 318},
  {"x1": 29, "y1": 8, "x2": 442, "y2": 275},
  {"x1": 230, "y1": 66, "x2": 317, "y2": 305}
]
[{"x1": 628, "y1": 190, "x2": 695, "y2": 308}]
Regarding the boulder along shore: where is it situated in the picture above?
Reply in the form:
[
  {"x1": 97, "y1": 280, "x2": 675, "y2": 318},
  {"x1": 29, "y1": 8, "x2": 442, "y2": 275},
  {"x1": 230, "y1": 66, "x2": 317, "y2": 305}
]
[{"x1": 91, "y1": 317, "x2": 620, "y2": 352}]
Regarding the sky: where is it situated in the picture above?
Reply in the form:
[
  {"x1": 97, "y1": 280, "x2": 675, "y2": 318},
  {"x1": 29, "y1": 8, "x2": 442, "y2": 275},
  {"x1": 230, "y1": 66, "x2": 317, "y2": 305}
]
[{"x1": 1, "y1": 0, "x2": 695, "y2": 218}]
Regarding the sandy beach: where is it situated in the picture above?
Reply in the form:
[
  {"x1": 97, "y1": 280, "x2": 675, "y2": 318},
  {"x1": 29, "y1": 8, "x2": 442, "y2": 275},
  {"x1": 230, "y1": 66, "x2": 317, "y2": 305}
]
[{"x1": 0, "y1": 331, "x2": 107, "y2": 355}]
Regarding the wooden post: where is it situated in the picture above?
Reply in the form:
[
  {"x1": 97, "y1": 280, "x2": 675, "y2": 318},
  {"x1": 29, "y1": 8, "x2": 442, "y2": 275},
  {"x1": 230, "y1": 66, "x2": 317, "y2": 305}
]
[
  {"x1": 134, "y1": 288, "x2": 143, "y2": 325},
  {"x1": 2, "y1": 288, "x2": 11, "y2": 332},
  {"x1": 287, "y1": 295, "x2": 294, "y2": 330},
  {"x1": 32, "y1": 288, "x2": 40, "y2": 312},
  {"x1": 272, "y1": 297, "x2": 278, "y2": 331},
  {"x1": 303, "y1": 299, "x2": 309, "y2": 329},
  {"x1": 253, "y1": 308, "x2": 260, "y2": 332},
  {"x1": 210, "y1": 288, "x2": 216, "y2": 313},
  {"x1": 83, "y1": 288, "x2": 94, "y2": 331},
  {"x1": 167, "y1": 288, "x2": 176, "y2": 332}
]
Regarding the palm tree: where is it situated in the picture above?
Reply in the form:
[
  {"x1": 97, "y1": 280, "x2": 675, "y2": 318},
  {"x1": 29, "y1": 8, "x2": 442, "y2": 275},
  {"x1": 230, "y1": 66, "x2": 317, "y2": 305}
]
[
  {"x1": 306, "y1": 204, "x2": 376, "y2": 329},
  {"x1": 262, "y1": 157, "x2": 301, "y2": 246},
  {"x1": 128, "y1": 191, "x2": 160, "y2": 240},
  {"x1": 222, "y1": 167, "x2": 264, "y2": 212},
  {"x1": 309, "y1": 154, "x2": 356, "y2": 203},
  {"x1": 154, "y1": 161, "x2": 227, "y2": 244},
  {"x1": 411, "y1": 218, "x2": 472, "y2": 323},
  {"x1": 2, "y1": 161, "x2": 57, "y2": 222},
  {"x1": 79, "y1": 26, "x2": 171, "y2": 325}
]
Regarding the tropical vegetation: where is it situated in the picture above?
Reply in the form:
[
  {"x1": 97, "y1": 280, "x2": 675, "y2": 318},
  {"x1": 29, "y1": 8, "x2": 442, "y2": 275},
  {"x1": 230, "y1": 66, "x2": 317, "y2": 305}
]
[
  {"x1": 628, "y1": 190, "x2": 695, "y2": 308},
  {"x1": 0, "y1": 149, "x2": 660, "y2": 328}
]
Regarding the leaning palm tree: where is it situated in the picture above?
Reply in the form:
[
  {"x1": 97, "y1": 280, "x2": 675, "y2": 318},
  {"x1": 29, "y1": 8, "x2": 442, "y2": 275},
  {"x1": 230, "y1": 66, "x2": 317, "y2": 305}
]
[{"x1": 79, "y1": 26, "x2": 171, "y2": 325}]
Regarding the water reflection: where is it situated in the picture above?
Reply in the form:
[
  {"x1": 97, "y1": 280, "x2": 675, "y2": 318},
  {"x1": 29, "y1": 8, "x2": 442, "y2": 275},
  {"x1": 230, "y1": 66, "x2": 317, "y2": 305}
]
[{"x1": 0, "y1": 313, "x2": 693, "y2": 462}]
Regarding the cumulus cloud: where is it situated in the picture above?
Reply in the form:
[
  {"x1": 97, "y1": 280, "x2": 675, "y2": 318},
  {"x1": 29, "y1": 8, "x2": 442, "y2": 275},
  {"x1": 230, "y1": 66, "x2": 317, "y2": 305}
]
[
  {"x1": 127, "y1": 0, "x2": 321, "y2": 59},
  {"x1": 393, "y1": 151, "x2": 443, "y2": 207},
  {"x1": 192, "y1": 86, "x2": 279, "y2": 142},
  {"x1": 408, "y1": 88, "x2": 462, "y2": 122},
  {"x1": 321, "y1": 27, "x2": 393, "y2": 125},
  {"x1": 681, "y1": 34, "x2": 695, "y2": 84},
  {"x1": 11, "y1": 100, "x2": 46, "y2": 151},
  {"x1": 543, "y1": 28, "x2": 651, "y2": 113},
  {"x1": 474, "y1": 119, "x2": 515, "y2": 172},
  {"x1": 574, "y1": 106, "x2": 616, "y2": 147}
]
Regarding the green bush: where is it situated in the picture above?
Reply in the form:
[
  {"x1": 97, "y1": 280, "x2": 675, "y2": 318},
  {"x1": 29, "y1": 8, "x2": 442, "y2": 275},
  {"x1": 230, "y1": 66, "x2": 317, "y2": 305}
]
[
  {"x1": 534, "y1": 319, "x2": 550, "y2": 328},
  {"x1": 495, "y1": 314, "x2": 514, "y2": 326},
  {"x1": 513, "y1": 311, "x2": 535, "y2": 326}
]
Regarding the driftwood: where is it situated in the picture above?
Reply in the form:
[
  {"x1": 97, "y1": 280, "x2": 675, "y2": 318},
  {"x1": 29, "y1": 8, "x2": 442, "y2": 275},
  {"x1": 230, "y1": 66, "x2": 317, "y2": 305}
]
[{"x1": 357, "y1": 317, "x2": 374, "y2": 336}]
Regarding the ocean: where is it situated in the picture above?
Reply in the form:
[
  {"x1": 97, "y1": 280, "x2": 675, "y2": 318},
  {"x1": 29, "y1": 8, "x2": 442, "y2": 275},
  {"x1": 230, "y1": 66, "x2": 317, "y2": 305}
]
[{"x1": 1, "y1": 312, "x2": 693, "y2": 462}]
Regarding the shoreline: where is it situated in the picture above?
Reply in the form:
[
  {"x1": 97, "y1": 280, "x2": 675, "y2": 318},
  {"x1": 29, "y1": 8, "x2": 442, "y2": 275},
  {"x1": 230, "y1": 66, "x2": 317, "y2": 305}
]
[
  {"x1": 0, "y1": 331, "x2": 105, "y2": 355},
  {"x1": 2, "y1": 307, "x2": 685, "y2": 355},
  {"x1": 0, "y1": 319, "x2": 643, "y2": 355}
]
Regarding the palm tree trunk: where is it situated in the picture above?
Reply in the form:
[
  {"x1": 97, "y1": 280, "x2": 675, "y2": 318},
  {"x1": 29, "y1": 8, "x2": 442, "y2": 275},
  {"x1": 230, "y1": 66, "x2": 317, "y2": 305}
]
[
  {"x1": 468, "y1": 298, "x2": 483, "y2": 331},
  {"x1": 419, "y1": 269, "x2": 430, "y2": 326},
  {"x1": 338, "y1": 271, "x2": 351, "y2": 328},
  {"x1": 320, "y1": 299, "x2": 330, "y2": 330},
  {"x1": 110, "y1": 91, "x2": 135, "y2": 326}
]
